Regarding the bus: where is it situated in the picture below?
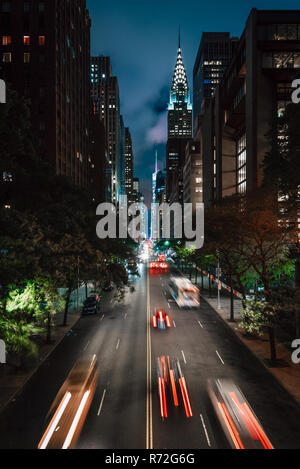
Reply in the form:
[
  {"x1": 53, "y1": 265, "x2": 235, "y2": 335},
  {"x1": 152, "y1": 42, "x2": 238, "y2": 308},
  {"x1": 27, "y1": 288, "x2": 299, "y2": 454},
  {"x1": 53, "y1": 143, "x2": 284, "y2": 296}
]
[{"x1": 168, "y1": 277, "x2": 200, "y2": 308}]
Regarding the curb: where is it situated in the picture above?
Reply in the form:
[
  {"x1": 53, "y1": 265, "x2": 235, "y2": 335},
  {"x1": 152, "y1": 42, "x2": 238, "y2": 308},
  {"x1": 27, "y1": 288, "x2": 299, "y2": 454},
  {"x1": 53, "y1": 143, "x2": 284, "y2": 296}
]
[
  {"x1": 0, "y1": 314, "x2": 81, "y2": 416},
  {"x1": 200, "y1": 294, "x2": 300, "y2": 405}
]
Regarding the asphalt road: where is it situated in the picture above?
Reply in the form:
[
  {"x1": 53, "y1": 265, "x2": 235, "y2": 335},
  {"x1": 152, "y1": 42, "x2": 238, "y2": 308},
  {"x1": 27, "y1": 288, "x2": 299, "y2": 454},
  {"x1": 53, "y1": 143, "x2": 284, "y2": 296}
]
[{"x1": 0, "y1": 263, "x2": 300, "y2": 449}]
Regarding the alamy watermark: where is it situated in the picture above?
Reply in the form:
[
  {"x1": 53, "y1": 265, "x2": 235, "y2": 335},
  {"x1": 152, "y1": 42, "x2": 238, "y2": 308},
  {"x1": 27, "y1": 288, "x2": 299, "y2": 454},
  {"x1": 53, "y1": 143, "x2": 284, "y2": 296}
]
[
  {"x1": 96, "y1": 198, "x2": 204, "y2": 249},
  {"x1": 0, "y1": 340, "x2": 6, "y2": 364},
  {"x1": 291, "y1": 339, "x2": 300, "y2": 364},
  {"x1": 0, "y1": 79, "x2": 6, "y2": 104},
  {"x1": 291, "y1": 79, "x2": 300, "y2": 104}
]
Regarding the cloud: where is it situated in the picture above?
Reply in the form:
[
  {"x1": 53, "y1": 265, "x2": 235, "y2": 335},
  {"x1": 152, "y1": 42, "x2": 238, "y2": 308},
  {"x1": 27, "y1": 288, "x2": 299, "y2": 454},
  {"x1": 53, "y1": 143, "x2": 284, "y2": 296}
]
[
  {"x1": 150, "y1": 85, "x2": 169, "y2": 115},
  {"x1": 146, "y1": 112, "x2": 168, "y2": 145}
]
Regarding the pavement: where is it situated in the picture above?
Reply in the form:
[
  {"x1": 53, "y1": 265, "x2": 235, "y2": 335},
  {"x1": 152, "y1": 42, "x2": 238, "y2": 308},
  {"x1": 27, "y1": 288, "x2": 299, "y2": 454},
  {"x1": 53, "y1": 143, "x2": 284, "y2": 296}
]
[
  {"x1": 0, "y1": 264, "x2": 300, "y2": 448},
  {"x1": 199, "y1": 286, "x2": 300, "y2": 406},
  {"x1": 0, "y1": 306, "x2": 81, "y2": 414}
]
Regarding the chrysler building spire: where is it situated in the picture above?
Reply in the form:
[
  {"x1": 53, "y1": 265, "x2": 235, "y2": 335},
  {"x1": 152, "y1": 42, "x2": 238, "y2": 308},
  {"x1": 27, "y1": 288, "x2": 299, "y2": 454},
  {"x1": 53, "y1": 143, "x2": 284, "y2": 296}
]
[{"x1": 169, "y1": 32, "x2": 191, "y2": 108}]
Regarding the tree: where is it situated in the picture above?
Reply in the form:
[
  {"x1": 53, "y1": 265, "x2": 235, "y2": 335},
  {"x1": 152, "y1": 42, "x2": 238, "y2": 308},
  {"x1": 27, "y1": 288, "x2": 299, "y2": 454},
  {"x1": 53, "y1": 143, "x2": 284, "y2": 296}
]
[
  {"x1": 239, "y1": 299, "x2": 277, "y2": 363},
  {"x1": 263, "y1": 102, "x2": 300, "y2": 287}
]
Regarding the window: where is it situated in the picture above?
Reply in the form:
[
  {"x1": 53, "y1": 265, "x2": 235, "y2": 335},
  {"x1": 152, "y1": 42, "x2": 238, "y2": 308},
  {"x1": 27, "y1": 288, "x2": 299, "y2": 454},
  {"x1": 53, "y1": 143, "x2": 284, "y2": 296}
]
[
  {"x1": 2, "y1": 2, "x2": 11, "y2": 12},
  {"x1": 195, "y1": 178, "x2": 202, "y2": 183},
  {"x1": 24, "y1": 2, "x2": 30, "y2": 12},
  {"x1": 39, "y1": 2, "x2": 45, "y2": 12},
  {"x1": 2, "y1": 53, "x2": 11, "y2": 62},
  {"x1": 24, "y1": 36, "x2": 30, "y2": 46},
  {"x1": 237, "y1": 134, "x2": 247, "y2": 194},
  {"x1": 38, "y1": 36, "x2": 45, "y2": 46},
  {"x1": 2, "y1": 36, "x2": 11, "y2": 46},
  {"x1": 24, "y1": 53, "x2": 30, "y2": 63}
]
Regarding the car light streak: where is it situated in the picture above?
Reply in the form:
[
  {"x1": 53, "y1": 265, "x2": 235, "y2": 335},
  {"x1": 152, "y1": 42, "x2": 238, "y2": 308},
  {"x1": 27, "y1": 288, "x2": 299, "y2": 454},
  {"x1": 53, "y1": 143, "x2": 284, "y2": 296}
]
[
  {"x1": 38, "y1": 392, "x2": 72, "y2": 449},
  {"x1": 170, "y1": 370, "x2": 179, "y2": 407},
  {"x1": 217, "y1": 401, "x2": 244, "y2": 449},
  {"x1": 179, "y1": 377, "x2": 193, "y2": 418},
  {"x1": 165, "y1": 315, "x2": 171, "y2": 328},
  {"x1": 152, "y1": 316, "x2": 157, "y2": 328},
  {"x1": 62, "y1": 390, "x2": 91, "y2": 449},
  {"x1": 229, "y1": 392, "x2": 273, "y2": 449},
  {"x1": 161, "y1": 378, "x2": 168, "y2": 418}
]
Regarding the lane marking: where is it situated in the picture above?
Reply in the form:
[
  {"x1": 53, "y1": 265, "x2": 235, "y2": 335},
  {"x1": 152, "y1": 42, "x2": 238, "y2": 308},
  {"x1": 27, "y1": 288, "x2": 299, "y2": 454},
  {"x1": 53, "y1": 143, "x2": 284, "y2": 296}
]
[
  {"x1": 83, "y1": 341, "x2": 90, "y2": 352},
  {"x1": 200, "y1": 414, "x2": 211, "y2": 447},
  {"x1": 97, "y1": 389, "x2": 107, "y2": 416},
  {"x1": 198, "y1": 320, "x2": 203, "y2": 329},
  {"x1": 173, "y1": 320, "x2": 176, "y2": 328},
  {"x1": 100, "y1": 314, "x2": 105, "y2": 321},
  {"x1": 124, "y1": 313, "x2": 128, "y2": 319},
  {"x1": 181, "y1": 350, "x2": 187, "y2": 364},
  {"x1": 216, "y1": 350, "x2": 225, "y2": 365},
  {"x1": 167, "y1": 303, "x2": 171, "y2": 309},
  {"x1": 146, "y1": 267, "x2": 153, "y2": 449},
  {"x1": 116, "y1": 339, "x2": 120, "y2": 350}
]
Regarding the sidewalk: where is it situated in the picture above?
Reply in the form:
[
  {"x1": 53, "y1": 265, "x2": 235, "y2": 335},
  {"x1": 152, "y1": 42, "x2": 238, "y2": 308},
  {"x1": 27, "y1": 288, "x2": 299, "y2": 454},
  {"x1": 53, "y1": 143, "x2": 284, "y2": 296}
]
[
  {"x1": 0, "y1": 308, "x2": 81, "y2": 414},
  {"x1": 200, "y1": 288, "x2": 300, "y2": 405}
]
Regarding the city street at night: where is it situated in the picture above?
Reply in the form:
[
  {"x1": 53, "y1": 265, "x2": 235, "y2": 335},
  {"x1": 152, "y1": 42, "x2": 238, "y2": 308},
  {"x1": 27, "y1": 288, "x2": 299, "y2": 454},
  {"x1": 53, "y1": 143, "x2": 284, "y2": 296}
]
[
  {"x1": 0, "y1": 264, "x2": 300, "y2": 449},
  {"x1": 1, "y1": 0, "x2": 300, "y2": 456}
]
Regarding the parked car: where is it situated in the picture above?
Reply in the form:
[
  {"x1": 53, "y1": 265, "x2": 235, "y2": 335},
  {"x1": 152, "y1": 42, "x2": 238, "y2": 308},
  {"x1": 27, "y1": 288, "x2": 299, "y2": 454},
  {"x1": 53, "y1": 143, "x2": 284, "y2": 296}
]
[
  {"x1": 82, "y1": 296, "x2": 100, "y2": 316},
  {"x1": 103, "y1": 282, "x2": 113, "y2": 292}
]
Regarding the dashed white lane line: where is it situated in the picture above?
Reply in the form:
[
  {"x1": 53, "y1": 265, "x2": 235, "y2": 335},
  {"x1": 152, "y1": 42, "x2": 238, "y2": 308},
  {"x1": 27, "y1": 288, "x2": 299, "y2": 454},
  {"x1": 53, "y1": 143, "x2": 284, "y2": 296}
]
[
  {"x1": 181, "y1": 350, "x2": 187, "y2": 364},
  {"x1": 216, "y1": 350, "x2": 225, "y2": 365},
  {"x1": 116, "y1": 339, "x2": 120, "y2": 350},
  {"x1": 198, "y1": 320, "x2": 204, "y2": 329},
  {"x1": 167, "y1": 303, "x2": 171, "y2": 309},
  {"x1": 100, "y1": 314, "x2": 105, "y2": 321},
  {"x1": 124, "y1": 313, "x2": 128, "y2": 319},
  {"x1": 83, "y1": 341, "x2": 90, "y2": 352},
  {"x1": 173, "y1": 320, "x2": 176, "y2": 328},
  {"x1": 200, "y1": 414, "x2": 211, "y2": 447},
  {"x1": 97, "y1": 389, "x2": 107, "y2": 416}
]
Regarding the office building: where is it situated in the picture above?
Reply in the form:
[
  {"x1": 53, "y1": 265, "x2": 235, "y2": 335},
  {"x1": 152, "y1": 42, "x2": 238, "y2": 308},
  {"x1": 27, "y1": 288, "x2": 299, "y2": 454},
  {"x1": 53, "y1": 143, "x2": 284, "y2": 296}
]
[
  {"x1": 166, "y1": 32, "x2": 192, "y2": 204},
  {"x1": 90, "y1": 55, "x2": 121, "y2": 202},
  {"x1": 0, "y1": 0, "x2": 91, "y2": 188}
]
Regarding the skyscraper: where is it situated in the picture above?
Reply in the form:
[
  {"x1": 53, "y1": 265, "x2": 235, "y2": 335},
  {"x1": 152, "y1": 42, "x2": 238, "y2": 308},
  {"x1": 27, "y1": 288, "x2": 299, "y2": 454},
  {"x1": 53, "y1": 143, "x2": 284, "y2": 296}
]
[
  {"x1": 0, "y1": 0, "x2": 91, "y2": 188},
  {"x1": 193, "y1": 32, "x2": 237, "y2": 125},
  {"x1": 125, "y1": 127, "x2": 134, "y2": 204},
  {"x1": 166, "y1": 32, "x2": 192, "y2": 204},
  {"x1": 90, "y1": 56, "x2": 121, "y2": 202}
]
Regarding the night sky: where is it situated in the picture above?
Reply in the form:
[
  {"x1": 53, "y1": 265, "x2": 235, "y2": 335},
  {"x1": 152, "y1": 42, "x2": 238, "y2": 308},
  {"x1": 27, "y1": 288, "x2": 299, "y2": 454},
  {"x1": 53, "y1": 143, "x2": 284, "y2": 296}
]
[{"x1": 87, "y1": 0, "x2": 299, "y2": 204}]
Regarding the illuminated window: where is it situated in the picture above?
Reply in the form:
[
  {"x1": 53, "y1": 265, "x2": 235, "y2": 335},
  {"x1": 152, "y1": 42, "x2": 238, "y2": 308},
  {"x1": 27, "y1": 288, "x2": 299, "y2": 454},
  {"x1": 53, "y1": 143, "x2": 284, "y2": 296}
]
[
  {"x1": 2, "y1": 52, "x2": 11, "y2": 62},
  {"x1": 24, "y1": 36, "x2": 30, "y2": 46},
  {"x1": 237, "y1": 134, "x2": 247, "y2": 194},
  {"x1": 38, "y1": 36, "x2": 45, "y2": 46},
  {"x1": 2, "y1": 36, "x2": 11, "y2": 46}
]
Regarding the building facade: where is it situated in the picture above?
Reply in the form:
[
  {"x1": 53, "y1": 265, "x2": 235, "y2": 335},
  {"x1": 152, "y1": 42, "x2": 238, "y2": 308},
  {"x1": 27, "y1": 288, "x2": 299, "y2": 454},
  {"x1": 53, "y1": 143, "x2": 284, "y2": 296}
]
[
  {"x1": 0, "y1": 0, "x2": 91, "y2": 188},
  {"x1": 90, "y1": 55, "x2": 121, "y2": 202},
  {"x1": 193, "y1": 32, "x2": 237, "y2": 126},
  {"x1": 199, "y1": 9, "x2": 300, "y2": 208},
  {"x1": 183, "y1": 141, "x2": 202, "y2": 204},
  {"x1": 124, "y1": 127, "x2": 134, "y2": 204}
]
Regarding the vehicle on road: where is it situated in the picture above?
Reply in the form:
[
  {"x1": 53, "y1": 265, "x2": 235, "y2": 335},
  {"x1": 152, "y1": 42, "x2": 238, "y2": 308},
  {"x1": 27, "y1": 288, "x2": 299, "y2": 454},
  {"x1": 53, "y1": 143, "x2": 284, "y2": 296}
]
[
  {"x1": 157, "y1": 356, "x2": 193, "y2": 419},
  {"x1": 207, "y1": 378, "x2": 274, "y2": 449},
  {"x1": 152, "y1": 308, "x2": 171, "y2": 330},
  {"x1": 38, "y1": 355, "x2": 99, "y2": 449},
  {"x1": 168, "y1": 277, "x2": 200, "y2": 308},
  {"x1": 82, "y1": 296, "x2": 100, "y2": 316},
  {"x1": 103, "y1": 282, "x2": 113, "y2": 292}
]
